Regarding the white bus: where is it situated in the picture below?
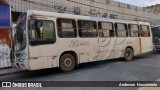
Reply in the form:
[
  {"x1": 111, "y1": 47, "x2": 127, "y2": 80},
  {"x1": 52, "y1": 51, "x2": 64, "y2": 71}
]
[{"x1": 14, "y1": 10, "x2": 153, "y2": 71}]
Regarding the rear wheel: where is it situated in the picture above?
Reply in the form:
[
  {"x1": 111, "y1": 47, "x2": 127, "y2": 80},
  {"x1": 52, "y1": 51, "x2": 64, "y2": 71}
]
[
  {"x1": 157, "y1": 50, "x2": 160, "y2": 53},
  {"x1": 124, "y1": 48, "x2": 134, "y2": 61},
  {"x1": 59, "y1": 54, "x2": 76, "y2": 72}
]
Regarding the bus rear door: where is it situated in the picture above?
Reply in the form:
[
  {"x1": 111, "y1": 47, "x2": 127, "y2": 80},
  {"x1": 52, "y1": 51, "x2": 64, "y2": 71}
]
[{"x1": 140, "y1": 25, "x2": 153, "y2": 53}]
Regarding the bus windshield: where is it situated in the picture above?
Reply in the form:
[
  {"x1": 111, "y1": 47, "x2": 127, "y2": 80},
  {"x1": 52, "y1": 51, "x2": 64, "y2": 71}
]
[
  {"x1": 152, "y1": 27, "x2": 160, "y2": 43},
  {"x1": 15, "y1": 13, "x2": 27, "y2": 51}
]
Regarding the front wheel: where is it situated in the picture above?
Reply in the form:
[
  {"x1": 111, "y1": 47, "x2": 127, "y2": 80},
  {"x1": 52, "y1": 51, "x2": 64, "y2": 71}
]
[
  {"x1": 59, "y1": 54, "x2": 76, "y2": 72},
  {"x1": 124, "y1": 48, "x2": 134, "y2": 61}
]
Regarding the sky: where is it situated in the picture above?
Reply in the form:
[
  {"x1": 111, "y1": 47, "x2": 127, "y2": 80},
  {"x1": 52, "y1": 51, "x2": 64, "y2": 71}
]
[{"x1": 114, "y1": 0, "x2": 160, "y2": 7}]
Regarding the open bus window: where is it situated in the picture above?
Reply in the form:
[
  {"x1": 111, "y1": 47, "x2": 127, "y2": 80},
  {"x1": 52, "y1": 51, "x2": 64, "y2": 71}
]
[
  {"x1": 57, "y1": 18, "x2": 77, "y2": 38},
  {"x1": 140, "y1": 25, "x2": 150, "y2": 37},
  {"x1": 78, "y1": 20, "x2": 97, "y2": 38},
  {"x1": 115, "y1": 23, "x2": 128, "y2": 37},
  {"x1": 128, "y1": 24, "x2": 139, "y2": 37},
  {"x1": 98, "y1": 22, "x2": 114, "y2": 37},
  {"x1": 29, "y1": 19, "x2": 56, "y2": 45}
]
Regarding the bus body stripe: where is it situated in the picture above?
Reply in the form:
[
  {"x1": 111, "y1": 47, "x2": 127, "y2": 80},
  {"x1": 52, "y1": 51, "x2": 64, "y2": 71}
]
[{"x1": 139, "y1": 37, "x2": 142, "y2": 54}]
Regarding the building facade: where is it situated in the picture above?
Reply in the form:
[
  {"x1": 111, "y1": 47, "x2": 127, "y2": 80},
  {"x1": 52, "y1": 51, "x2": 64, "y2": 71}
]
[{"x1": 3, "y1": 0, "x2": 160, "y2": 25}]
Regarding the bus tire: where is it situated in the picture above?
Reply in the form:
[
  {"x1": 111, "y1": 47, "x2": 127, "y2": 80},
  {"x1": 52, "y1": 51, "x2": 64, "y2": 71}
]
[
  {"x1": 59, "y1": 54, "x2": 75, "y2": 72},
  {"x1": 157, "y1": 50, "x2": 160, "y2": 53},
  {"x1": 124, "y1": 48, "x2": 134, "y2": 61}
]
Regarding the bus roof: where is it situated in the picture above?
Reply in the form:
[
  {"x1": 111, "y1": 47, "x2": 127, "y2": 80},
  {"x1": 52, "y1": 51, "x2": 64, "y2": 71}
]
[{"x1": 26, "y1": 10, "x2": 150, "y2": 25}]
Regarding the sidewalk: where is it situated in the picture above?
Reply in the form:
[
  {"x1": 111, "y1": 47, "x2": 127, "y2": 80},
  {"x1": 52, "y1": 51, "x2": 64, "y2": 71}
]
[{"x1": 0, "y1": 63, "x2": 21, "y2": 76}]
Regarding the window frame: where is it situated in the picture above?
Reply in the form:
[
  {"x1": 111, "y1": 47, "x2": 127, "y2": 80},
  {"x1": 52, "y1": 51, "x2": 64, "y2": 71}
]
[
  {"x1": 57, "y1": 18, "x2": 77, "y2": 38},
  {"x1": 115, "y1": 23, "x2": 128, "y2": 37},
  {"x1": 128, "y1": 24, "x2": 140, "y2": 37},
  {"x1": 140, "y1": 25, "x2": 150, "y2": 37},
  {"x1": 78, "y1": 20, "x2": 98, "y2": 38},
  {"x1": 29, "y1": 19, "x2": 56, "y2": 46},
  {"x1": 98, "y1": 21, "x2": 115, "y2": 37}
]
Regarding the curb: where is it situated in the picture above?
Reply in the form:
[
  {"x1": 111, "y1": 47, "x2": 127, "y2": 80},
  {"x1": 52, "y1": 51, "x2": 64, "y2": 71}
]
[
  {"x1": 0, "y1": 71, "x2": 21, "y2": 77},
  {"x1": 0, "y1": 68, "x2": 24, "y2": 76}
]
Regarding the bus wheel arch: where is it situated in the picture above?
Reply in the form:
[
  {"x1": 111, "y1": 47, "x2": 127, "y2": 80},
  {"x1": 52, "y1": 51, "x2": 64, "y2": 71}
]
[
  {"x1": 59, "y1": 51, "x2": 78, "y2": 72},
  {"x1": 124, "y1": 46, "x2": 134, "y2": 61}
]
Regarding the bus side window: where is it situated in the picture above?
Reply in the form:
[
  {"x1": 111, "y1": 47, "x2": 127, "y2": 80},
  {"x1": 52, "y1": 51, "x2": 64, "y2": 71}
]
[
  {"x1": 57, "y1": 18, "x2": 77, "y2": 38},
  {"x1": 29, "y1": 20, "x2": 42, "y2": 39},
  {"x1": 115, "y1": 23, "x2": 128, "y2": 37},
  {"x1": 98, "y1": 22, "x2": 114, "y2": 37},
  {"x1": 78, "y1": 20, "x2": 97, "y2": 38},
  {"x1": 29, "y1": 19, "x2": 55, "y2": 45},
  {"x1": 140, "y1": 25, "x2": 150, "y2": 37},
  {"x1": 128, "y1": 24, "x2": 139, "y2": 37}
]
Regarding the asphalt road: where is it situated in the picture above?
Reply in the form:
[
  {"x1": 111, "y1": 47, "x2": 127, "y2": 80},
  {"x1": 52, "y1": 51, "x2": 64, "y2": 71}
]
[{"x1": 0, "y1": 51, "x2": 160, "y2": 90}]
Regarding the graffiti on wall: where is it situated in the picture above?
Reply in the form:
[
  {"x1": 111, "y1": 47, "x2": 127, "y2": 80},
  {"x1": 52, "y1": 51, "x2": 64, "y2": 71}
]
[
  {"x1": 102, "y1": 13, "x2": 108, "y2": 18},
  {"x1": 88, "y1": 9, "x2": 100, "y2": 16},
  {"x1": 105, "y1": 0, "x2": 111, "y2": 5},
  {"x1": 73, "y1": 7, "x2": 81, "y2": 15},
  {"x1": 54, "y1": 5, "x2": 67, "y2": 13},
  {"x1": 110, "y1": 14, "x2": 118, "y2": 19},
  {"x1": 102, "y1": 13, "x2": 118, "y2": 19},
  {"x1": 134, "y1": 18, "x2": 141, "y2": 21},
  {"x1": 87, "y1": 0, "x2": 95, "y2": 3}
]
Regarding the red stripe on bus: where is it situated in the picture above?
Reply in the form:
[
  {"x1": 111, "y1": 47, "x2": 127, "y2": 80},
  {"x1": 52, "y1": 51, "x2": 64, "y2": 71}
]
[
  {"x1": 34, "y1": 57, "x2": 38, "y2": 59},
  {"x1": 30, "y1": 57, "x2": 38, "y2": 60},
  {"x1": 139, "y1": 37, "x2": 142, "y2": 54}
]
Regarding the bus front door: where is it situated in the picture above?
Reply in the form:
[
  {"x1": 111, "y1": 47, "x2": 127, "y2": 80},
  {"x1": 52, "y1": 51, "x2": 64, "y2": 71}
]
[{"x1": 28, "y1": 17, "x2": 58, "y2": 70}]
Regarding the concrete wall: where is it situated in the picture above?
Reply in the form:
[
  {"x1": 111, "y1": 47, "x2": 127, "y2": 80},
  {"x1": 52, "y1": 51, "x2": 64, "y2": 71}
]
[{"x1": 5, "y1": 0, "x2": 160, "y2": 25}]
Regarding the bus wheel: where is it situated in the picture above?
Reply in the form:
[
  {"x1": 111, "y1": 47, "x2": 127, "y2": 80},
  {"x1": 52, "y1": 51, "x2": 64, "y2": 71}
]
[
  {"x1": 157, "y1": 50, "x2": 160, "y2": 53},
  {"x1": 124, "y1": 48, "x2": 134, "y2": 61},
  {"x1": 59, "y1": 54, "x2": 75, "y2": 72}
]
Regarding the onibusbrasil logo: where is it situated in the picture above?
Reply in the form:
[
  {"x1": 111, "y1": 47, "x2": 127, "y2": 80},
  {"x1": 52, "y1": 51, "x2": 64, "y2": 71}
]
[{"x1": 1, "y1": 82, "x2": 42, "y2": 87}]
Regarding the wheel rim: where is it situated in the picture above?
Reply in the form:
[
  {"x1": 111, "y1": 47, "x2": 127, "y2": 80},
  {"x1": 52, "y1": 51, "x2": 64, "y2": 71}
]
[
  {"x1": 126, "y1": 50, "x2": 132, "y2": 60},
  {"x1": 63, "y1": 57, "x2": 72, "y2": 67},
  {"x1": 126, "y1": 52, "x2": 129, "y2": 57}
]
